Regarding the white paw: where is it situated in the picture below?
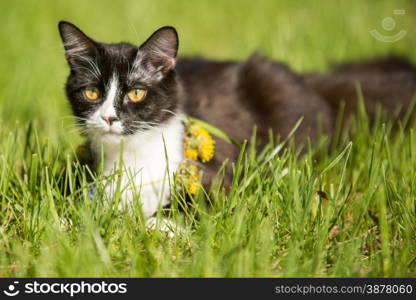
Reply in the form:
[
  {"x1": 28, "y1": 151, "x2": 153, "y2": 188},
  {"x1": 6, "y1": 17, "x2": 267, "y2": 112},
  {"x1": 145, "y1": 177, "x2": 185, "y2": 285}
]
[
  {"x1": 145, "y1": 217, "x2": 183, "y2": 238},
  {"x1": 57, "y1": 217, "x2": 73, "y2": 231}
]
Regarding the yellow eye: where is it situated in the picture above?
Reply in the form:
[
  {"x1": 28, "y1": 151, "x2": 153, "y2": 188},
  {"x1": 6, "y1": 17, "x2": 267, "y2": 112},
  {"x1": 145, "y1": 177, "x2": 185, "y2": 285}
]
[
  {"x1": 127, "y1": 88, "x2": 146, "y2": 102},
  {"x1": 83, "y1": 86, "x2": 100, "y2": 101}
]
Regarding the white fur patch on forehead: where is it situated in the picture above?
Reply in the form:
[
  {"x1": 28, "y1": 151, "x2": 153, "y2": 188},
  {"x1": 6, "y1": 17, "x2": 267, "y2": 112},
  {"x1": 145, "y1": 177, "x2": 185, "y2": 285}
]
[
  {"x1": 106, "y1": 74, "x2": 119, "y2": 101},
  {"x1": 101, "y1": 74, "x2": 119, "y2": 117}
]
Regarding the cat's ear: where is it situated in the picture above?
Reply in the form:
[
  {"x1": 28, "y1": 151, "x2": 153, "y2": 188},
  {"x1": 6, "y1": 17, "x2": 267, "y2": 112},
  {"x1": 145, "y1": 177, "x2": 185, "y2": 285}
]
[
  {"x1": 137, "y1": 26, "x2": 179, "y2": 72},
  {"x1": 58, "y1": 21, "x2": 98, "y2": 67}
]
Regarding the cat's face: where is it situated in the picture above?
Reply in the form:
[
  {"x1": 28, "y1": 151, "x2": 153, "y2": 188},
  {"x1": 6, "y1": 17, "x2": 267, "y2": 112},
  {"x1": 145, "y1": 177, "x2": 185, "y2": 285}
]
[{"x1": 58, "y1": 21, "x2": 179, "y2": 142}]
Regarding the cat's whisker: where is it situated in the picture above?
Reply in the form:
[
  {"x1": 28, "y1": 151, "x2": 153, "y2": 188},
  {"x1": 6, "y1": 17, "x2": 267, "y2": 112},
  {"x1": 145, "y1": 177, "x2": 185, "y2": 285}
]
[
  {"x1": 129, "y1": 123, "x2": 156, "y2": 132},
  {"x1": 67, "y1": 128, "x2": 86, "y2": 135},
  {"x1": 161, "y1": 109, "x2": 178, "y2": 117},
  {"x1": 130, "y1": 120, "x2": 159, "y2": 126},
  {"x1": 130, "y1": 124, "x2": 156, "y2": 129},
  {"x1": 126, "y1": 59, "x2": 134, "y2": 82},
  {"x1": 67, "y1": 53, "x2": 102, "y2": 79},
  {"x1": 130, "y1": 123, "x2": 157, "y2": 130},
  {"x1": 89, "y1": 58, "x2": 102, "y2": 76},
  {"x1": 58, "y1": 116, "x2": 90, "y2": 126},
  {"x1": 71, "y1": 66, "x2": 100, "y2": 81},
  {"x1": 63, "y1": 124, "x2": 81, "y2": 131},
  {"x1": 59, "y1": 115, "x2": 80, "y2": 120},
  {"x1": 74, "y1": 117, "x2": 90, "y2": 122},
  {"x1": 64, "y1": 128, "x2": 79, "y2": 134}
]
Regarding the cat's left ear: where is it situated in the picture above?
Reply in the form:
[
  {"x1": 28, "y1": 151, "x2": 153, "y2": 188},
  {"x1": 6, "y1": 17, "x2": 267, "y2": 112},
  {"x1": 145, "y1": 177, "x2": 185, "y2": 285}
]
[{"x1": 136, "y1": 26, "x2": 179, "y2": 72}]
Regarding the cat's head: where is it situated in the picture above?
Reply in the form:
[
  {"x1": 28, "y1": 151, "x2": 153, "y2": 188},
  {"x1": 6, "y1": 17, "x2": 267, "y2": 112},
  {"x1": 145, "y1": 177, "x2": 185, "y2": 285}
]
[{"x1": 58, "y1": 21, "x2": 180, "y2": 142}]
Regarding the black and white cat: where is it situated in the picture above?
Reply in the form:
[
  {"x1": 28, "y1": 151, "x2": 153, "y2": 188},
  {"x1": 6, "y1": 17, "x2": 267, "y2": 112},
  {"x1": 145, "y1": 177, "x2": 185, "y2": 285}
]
[
  {"x1": 58, "y1": 21, "x2": 416, "y2": 219},
  {"x1": 59, "y1": 22, "x2": 184, "y2": 218}
]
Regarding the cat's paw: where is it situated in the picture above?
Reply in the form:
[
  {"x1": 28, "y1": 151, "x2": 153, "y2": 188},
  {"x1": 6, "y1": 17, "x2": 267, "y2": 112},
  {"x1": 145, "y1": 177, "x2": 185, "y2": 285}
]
[
  {"x1": 145, "y1": 217, "x2": 183, "y2": 238},
  {"x1": 56, "y1": 217, "x2": 73, "y2": 231}
]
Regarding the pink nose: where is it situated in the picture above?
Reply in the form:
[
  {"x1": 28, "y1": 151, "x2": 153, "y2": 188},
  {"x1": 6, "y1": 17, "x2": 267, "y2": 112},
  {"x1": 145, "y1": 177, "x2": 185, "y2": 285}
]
[{"x1": 101, "y1": 116, "x2": 117, "y2": 126}]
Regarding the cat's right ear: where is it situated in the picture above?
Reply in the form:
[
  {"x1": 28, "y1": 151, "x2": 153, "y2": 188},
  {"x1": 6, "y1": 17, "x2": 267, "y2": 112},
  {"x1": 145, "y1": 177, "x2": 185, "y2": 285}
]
[{"x1": 58, "y1": 21, "x2": 97, "y2": 67}]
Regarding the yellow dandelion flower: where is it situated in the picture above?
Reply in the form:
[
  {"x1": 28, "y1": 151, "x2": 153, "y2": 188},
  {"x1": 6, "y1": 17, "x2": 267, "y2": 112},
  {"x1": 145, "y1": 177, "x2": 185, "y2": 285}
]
[
  {"x1": 184, "y1": 147, "x2": 198, "y2": 160},
  {"x1": 189, "y1": 124, "x2": 203, "y2": 136},
  {"x1": 176, "y1": 160, "x2": 200, "y2": 195},
  {"x1": 187, "y1": 182, "x2": 199, "y2": 195},
  {"x1": 188, "y1": 164, "x2": 198, "y2": 174},
  {"x1": 197, "y1": 130, "x2": 215, "y2": 163},
  {"x1": 178, "y1": 117, "x2": 219, "y2": 194},
  {"x1": 193, "y1": 126, "x2": 210, "y2": 138},
  {"x1": 198, "y1": 140, "x2": 214, "y2": 162}
]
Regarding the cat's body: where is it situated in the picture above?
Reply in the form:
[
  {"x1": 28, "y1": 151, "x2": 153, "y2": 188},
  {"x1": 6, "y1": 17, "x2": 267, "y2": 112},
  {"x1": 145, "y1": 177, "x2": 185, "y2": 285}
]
[
  {"x1": 59, "y1": 22, "x2": 416, "y2": 218},
  {"x1": 177, "y1": 55, "x2": 416, "y2": 185},
  {"x1": 177, "y1": 56, "x2": 334, "y2": 185}
]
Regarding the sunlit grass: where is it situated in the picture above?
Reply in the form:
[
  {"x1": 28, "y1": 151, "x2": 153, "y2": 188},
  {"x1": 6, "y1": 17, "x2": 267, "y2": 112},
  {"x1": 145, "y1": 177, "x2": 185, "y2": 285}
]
[{"x1": 0, "y1": 0, "x2": 415, "y2": 277}]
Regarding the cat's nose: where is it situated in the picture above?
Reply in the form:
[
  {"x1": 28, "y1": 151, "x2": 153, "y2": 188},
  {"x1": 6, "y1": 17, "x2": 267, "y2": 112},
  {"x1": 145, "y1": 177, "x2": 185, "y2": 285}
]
[{"x1": 101, "y1": 116, "x2": 118, "y2": 126}]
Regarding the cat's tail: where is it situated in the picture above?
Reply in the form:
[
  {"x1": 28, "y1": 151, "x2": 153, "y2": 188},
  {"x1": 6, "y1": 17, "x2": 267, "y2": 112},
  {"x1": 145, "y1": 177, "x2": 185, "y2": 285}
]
[
  {"x1": 237, "y1": 54, "x2": 334, "y2": 143},
  {"x1": 304, "y1": 56, "x2": 416, "y2": 122}
]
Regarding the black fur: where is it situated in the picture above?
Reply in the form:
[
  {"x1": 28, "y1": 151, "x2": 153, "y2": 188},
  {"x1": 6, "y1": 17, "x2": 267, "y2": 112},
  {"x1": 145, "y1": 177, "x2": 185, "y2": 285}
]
[{"x1": 59, "y1": 21, "x2": 416, "y2": 186}]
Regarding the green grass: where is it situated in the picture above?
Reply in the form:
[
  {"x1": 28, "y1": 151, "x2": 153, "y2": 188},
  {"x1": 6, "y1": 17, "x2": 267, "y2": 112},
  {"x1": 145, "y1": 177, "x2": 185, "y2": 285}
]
[{"x1": 1, "y1": 0, "x2": 416, "y2": 277}]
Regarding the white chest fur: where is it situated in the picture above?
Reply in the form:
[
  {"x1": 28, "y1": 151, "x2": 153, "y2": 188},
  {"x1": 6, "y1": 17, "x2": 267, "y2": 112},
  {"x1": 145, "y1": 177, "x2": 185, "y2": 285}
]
[{"x1": 89, "y1": 116, "x2": 184, "y2": 218}]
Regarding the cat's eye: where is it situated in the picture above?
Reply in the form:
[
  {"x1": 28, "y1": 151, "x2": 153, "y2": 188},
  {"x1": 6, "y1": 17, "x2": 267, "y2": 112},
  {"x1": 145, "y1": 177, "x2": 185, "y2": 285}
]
[
  {"x1": 83, "y1": 86, "x2": 100, "y2": 101},
  {"x1": 127, "y1": 88, "x2": 146, "y2": 102}
]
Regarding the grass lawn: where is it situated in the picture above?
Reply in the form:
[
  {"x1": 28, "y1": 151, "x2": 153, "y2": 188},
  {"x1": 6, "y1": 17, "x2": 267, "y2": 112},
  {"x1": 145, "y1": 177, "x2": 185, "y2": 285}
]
[{"x1": 0, "y1": 0, "x2": 416, "y2": 277}]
